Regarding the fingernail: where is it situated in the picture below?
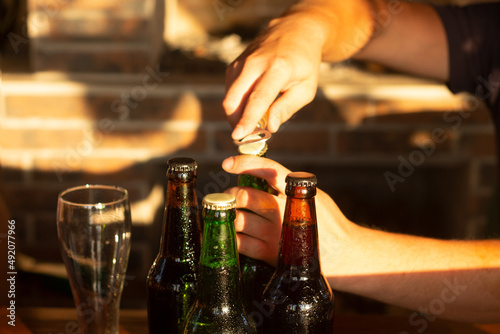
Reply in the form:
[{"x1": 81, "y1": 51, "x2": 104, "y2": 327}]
[
  {"x1": 232, "y1": 125, "x2": 245, "y2": 140},
  {"x1": 222, "y1": 157, "x2": 234, "y2": 171},
  {"x1": 269, "y1": 118, "x2": 280, "y2": 133}
]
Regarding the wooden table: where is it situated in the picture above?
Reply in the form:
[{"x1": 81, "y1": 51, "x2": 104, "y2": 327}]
[{"x1": 2, "y1": 307, "x2": 499, "y2": 333}]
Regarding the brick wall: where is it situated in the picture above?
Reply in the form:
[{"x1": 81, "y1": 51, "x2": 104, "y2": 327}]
[
  {"x1": 1, "y1": 0, "x2": 498, "y2": 311},
  {"x1": 27, "y1": 0, "x2": 165, "y2": 72}
]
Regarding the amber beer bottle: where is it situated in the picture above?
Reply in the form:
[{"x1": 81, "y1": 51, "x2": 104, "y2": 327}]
[
  {"x1": 147, "y1": 157, "x2": 202, "y2": 334},
  {"x1": 236, "y1": 136, "x2": 276, "y2": 319},
  {"x1": 261, "y1": 172, "x2": 334, "y2": 333},
  {"x1": 183, "y1": 193, "x2": 256, "y2": 333}
]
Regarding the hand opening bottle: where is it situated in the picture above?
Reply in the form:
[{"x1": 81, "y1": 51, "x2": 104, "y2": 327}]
[
  {"x1": 261, "y1": 172, "x2": 334, "y2": 333},
  {"x1": 183, "y1": 193, "x2": 256, "y2": 333},
  {"x1": 236, "y1": 134, "x2": 276, "y2": 324},
  {"x1": 147, "y1": 157, "x2": 202, "y2": 334}
]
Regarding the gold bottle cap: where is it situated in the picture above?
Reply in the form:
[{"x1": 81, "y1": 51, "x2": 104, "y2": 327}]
[{"x1": 202, "y1": 193, "x2": 236, "y2": 211}]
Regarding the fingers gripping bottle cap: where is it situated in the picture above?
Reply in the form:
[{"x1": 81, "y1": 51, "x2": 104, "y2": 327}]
[{"x1": 234, "y1": 112, "x2": 271, "y2": 148}]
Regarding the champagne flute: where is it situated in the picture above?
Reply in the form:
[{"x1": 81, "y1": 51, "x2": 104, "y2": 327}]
[{"x1": 57, "y1": 184, "x2": 132, "y2": 334}]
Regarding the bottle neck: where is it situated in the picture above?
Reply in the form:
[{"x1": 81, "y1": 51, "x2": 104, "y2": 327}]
[
  {"x1": 276, "y1": 196, "x2": 322, "y2": 274},
  {"x1": 197, "y1": 208, "x2": 243, "y2": 305},
  {"x1": 159, "y1": 179, "x2": 201, "y2": 261},
  {"x1": 237, "y1": 148, "x2": 268, "y2": 191}
]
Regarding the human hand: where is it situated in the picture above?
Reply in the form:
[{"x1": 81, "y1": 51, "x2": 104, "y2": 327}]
[
  {"x1": 223, "y1": 11, "x2": 327, "y2": 140},
  {"x1": 222, "y1": 155, "x2": 351, "y2": 268}
]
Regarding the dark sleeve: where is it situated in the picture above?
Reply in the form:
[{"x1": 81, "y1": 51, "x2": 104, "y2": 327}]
[{"x1": 434, "y1": 3, "x2": 500, "y2": 104}]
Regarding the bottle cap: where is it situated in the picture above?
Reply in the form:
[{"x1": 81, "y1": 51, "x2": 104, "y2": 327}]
[
  {"x1": 233, "y1": 128, "x2": 271, "y2": 147},
  {"x1": 167, "y1": 157, "x2": 197, "y2": 172},
  {"x1": 238, "y1": 135, "x2": 268, "y2": 156},
  {"x1": 202, "y1": 193, "x2": 236, "y2": 211},
  {"x1": 167, "y1": 157, "x2": 197, "y2": 181},
  {"x1": 286, "y1": 172, "x2": 317, "y2": 197},
  {"x1": 286, "y1": 172, "x2": 317, "y2": 187}
]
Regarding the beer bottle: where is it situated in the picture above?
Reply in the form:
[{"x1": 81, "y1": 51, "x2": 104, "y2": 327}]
[
  {"x1": 237, "y1": 137, "x2": 270, "y2": 192},
  {"x1": 236, "y1": 136, "x2": 276, "y2": 319},
  {"x1": 183, "y1": 193, "x2": 256, "y2": 334},
  {"x1": 147, "y1": 157, "x2": 202, "y2": 334},
  {"x1": 261, "y1": 172, "x2": 334, "y2": 333}
]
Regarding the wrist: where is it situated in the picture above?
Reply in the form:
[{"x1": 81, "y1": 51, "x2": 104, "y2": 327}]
[{"x1": 281, "y1": 0, "x2": 377, "y2": 62}]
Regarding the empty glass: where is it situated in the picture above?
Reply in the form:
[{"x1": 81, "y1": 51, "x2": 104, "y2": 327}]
[{"x1": 57, "y1": 184, "x2": 132, "y2": 334}]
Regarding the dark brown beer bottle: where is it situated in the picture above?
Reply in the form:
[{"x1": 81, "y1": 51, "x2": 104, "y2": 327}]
[
  {"x1": 236, "y1": 136, "x2": 276, "y2": 321},
  {"x1": 182, "y1": 193, "x2": 256, "y2": 334},
  {"x1": 261, "y1": 172, "x2": 334, "y2": 333},
  {"x1": 147, "y1": 157, "x2": 202, "y2": 334}
]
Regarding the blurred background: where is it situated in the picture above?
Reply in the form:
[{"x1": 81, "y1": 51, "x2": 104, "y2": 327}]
[{"x1": 1, "y1": 0, "x2": 498, "y2": 316}]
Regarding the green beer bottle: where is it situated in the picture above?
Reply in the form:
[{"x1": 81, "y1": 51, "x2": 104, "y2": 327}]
[
  {"x1": 236, "y1": 136, "x2": 276, "y2": 322},
  {"x1": 237, "y1": 137, "x2": 270, "y2": 191},
  {"x1": 183, "y1": 193, "x2": 256, "y2": 334},
  {"x1": 261, "y1": 172, "x2": 335, "y2": 333},
  {"x1": 147, "y1": 157, "x2": 202, "y2": 334}
]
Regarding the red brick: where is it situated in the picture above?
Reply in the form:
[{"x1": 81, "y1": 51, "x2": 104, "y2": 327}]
[
  {"x1": 199, "y1": 96, "x2": 226, "y2": 122},
  {"x1": 336, "y1": 129, "x2": 455, "y2": 156},
  {"x1": 3, "y1": 179, "x2": 152, "y2": 213},
  {"x1": 6, "y1": 94, "x2": 92, "y2": 119},
  {"x1": 327, "y1": 98, "x2": 374, "y2": 125},
  {"x1": 213, "y1": 129, "x2": 240, "y2": 154},
  {"x1": 97, "y1": 128, "x2": 207, "y2": 152},
  {"x1": 457, "y1": 97, "x2": 493, "y2": 125},
  {"x1": 28, "y1": 0, "x2": 164, "y2": 73},
  {"x1": 268, "y1": 129, "x2": 330, "y2": 154},
  {"x1": 29, "y1": 0, "x2": 160, "y2": 41},
  {"x1": 6, "y1": 92, "x2": 207, "y2": 122},
  {"x1": 37, "y1": 17, "x2": 151, "y2": 42},
  {"x1": 33, "y1": 157, "x2": 83, "y2": 183},
  {"x1": 366, "y1": 108, "x2": 451, "y2": 125},
  {"x1": 179, "y1": 0, "x2": 290, "y2": 34},
  {"x1": 367, "y1": 106, "x2": 493, "y2": 127},
  {"x1": 478, "y1": 162, "x2": 498, "y2": 188},
  {"x1": 31, "y1": 213, "x2": 60, "y2": 252},
  {"x1": 289, "y1": 97, "x2": 344, "y2": 124},
  {"x1": 133, "y1": 92, "x2": 206, "y2": 122},
  {"x1": 0, "y1": 129, "x2": 85, "y2": 149},
  {"x1": 460, "y1": 132, "x2": 497, "y2": 158},
  {"x1": 2, "y1": 183, "x2": 64, "y2": 212},
  {"x1": 31, "y1": 0, "x2": 150, "y2": 12},
  {"x1": 0, "y1": 166, "x2": 25, "y2": 183},
  {"x1": 1, "y1": 155, "x2": 31, "y2": 182},
  {"x1": 32, "y1": 45, "x2": 153, "y2": 73},
  {"x1": 79, "y1": 158, "x2": 157, "y2": 180},
  {"x1": 466, "y1": 192, "x2": 495, "y2": 219}
]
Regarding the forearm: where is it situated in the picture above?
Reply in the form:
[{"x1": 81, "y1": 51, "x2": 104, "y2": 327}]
[
  {"x1": 322, "y1": 223, "x2": 500, "y2": 322},
  {"x1": 281, "y1": 0, "x2": 448, "y2": 79}
]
